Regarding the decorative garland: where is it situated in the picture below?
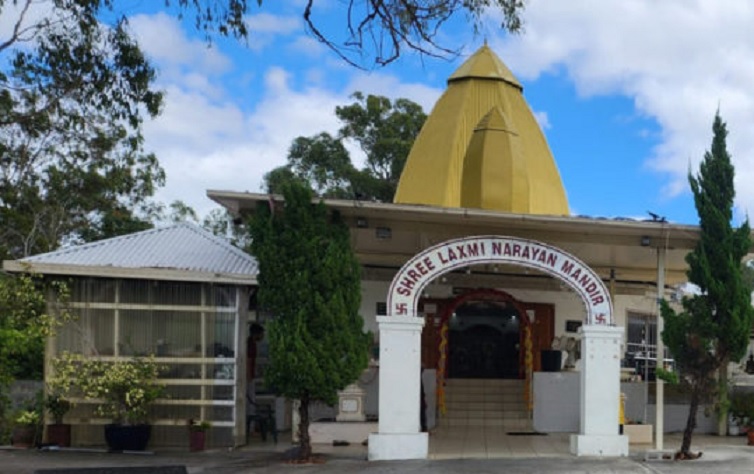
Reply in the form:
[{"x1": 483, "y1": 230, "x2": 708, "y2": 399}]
[
  {"x1": 437, "y1": 322, "x2": 449, "y2": 416},
  {"x1": 523, "y1": 325, "x2": 533, "y2": 412}
]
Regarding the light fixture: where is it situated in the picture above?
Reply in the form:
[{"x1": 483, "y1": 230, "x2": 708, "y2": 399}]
[{"x1": 640, "y1": 235, "x2": 651, "y2": 247}]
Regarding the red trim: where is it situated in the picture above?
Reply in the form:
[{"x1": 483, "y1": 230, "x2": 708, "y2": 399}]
[{"x1": 436, "y1": 288, "x2": 531, "y2": 378}]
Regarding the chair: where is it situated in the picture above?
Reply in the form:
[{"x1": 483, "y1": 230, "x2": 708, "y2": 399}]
[{"x1": 246, "y1": 396, "x2": 278, "y2": 443}]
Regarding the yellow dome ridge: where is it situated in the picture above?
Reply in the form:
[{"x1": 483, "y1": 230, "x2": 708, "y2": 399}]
[
  {"x1": 394, "y1": 45, "x2": 569, "y2": 216},
  {"x1": 447, "y1": 44, "x2": 523, "y2": 90},
  {"x1": 461, "y1": 107, "x2": 529, "y2": 212}
]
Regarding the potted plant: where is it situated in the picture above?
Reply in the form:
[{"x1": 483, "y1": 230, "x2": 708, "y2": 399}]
[
  {"x1": 188, "y1": 419, "x2": 211, "y2": 451},
  {"x1": 51, "y1": 352, "x2": 166, "y2": 451},
  {"x1": 729, "y1": 388, "x2": 754, "y2": 445},
  {"x1": 45, "y1": 393, "x2": 72, "y2": 447},
  {"x1": 11, "y1": 409, "x2": 40, "y2": 448}
]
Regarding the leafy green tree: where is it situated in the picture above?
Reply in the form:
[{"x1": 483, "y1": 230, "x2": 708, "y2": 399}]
[
  {"x1": 286, "y1": 133, "x2": 355, "y2": 198},
  {"x1": 264, "y1": 93, "x2": 427, "y2": 202},
  {"x1": 337, "y1": 92, "x2": 427, "y2": 201},
  {"x1": 0, "y1": 0, "x2": 166, "y2": 258},
  {"x1": 249, "y1": 182, "x2": 370, "y2": 460},
  {"x1": 0, "y1": 272, "x2": 70, "y2": 440},
  {"x1": 0, "y1": 0, "x2": 277, "y2": 258},
  {"x1": 660, "y1": 113, "x2": 753, "y2": 458},
  {"x1": 741, "y1": 259, "x2": 754, "y2": 293},
  {"x1": 202, "y1": 207, "x2": 249, "y2": 248},
  {"x1": 303, "y1": 0, "x2": 525, "y2": 66}
]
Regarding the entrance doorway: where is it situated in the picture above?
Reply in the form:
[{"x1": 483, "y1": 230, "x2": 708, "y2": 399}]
[
  {"x1": 372, "y1": 235, "x2": 617, "y2": 461},
  {"x1": 448, "y1": 300, "x2": 521, "y2": 379}
]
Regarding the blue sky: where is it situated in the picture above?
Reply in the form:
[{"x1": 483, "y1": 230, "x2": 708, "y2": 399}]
[{"x1": 8, "y1": 0, "x2": 754, "y2": 226}]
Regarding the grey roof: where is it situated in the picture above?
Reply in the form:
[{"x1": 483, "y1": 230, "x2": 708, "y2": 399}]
[{"x1": 21, "y1": 222, "x2": 257, "y2": 277}]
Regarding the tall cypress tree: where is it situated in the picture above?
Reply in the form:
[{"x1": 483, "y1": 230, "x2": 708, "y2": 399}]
[
  {"x1": 249, "y1": 182, "x2": 370, "y2": 460},
  {"x1": 661, "y1": 112, "x2": 753, "y2": 458}
]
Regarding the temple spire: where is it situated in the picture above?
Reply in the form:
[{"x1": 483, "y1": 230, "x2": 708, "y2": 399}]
[{"x1": 394, "y1": 45, "x2": 569, "y2": 216}]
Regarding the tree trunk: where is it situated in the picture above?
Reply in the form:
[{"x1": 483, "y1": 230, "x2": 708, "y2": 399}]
[
  {"x1": 717, "y1": 362, "x2": 729, "y2": 436},
  {"x1": 297, "y1": 392, "x2": 312, "y2": 461},
  {"x1": 681, "y1": 388, "x2": 700, "y2": 455}
]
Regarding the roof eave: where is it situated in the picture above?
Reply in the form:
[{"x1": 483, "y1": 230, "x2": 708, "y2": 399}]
[{"x1": 2, "y1": 260, "x2": 257, "y2": 286}]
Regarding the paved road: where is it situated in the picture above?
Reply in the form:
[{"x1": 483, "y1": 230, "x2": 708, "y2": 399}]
[{"x1": 2, "y1": 444, "x2": 754, "y2": 474}]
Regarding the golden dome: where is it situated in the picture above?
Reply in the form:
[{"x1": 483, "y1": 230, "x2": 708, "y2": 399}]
[{"x1": 394, "y1": 44, "x2": 569, "y2": 216}]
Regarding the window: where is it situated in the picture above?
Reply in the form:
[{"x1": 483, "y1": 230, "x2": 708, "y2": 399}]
[
  {"x1": 625, "y1": 312, "x2": 657, "y2": 359},
  {"x1": 624, "y1": 311, "x2": 672, "y2": 380},
  {"x1": 53, "y1": 277, "x2": 247, "y2": 446}
]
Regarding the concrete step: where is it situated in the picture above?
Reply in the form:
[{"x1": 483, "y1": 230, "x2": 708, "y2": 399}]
[
  {"x1": 445, "y1": 392, "x2": 525, "y2": 402},
  {"x1": 440, "y1": 377, "x2": 531, "y2": 429},
  {"x1": 437, "y1": 418, "x2": 533, "y2": 429},
  {"x1": 444, "y1": 378, "x2": 525, "y2": 387},
  {"x1": 443, "y1": 409, "x2": 530, "y2": 420},
  {"x1": 445, "y1": 400, "x2": 526, "y2": 411},
  {"x1": 445, "y1": 379, "x2": 525, "y2": 392}
]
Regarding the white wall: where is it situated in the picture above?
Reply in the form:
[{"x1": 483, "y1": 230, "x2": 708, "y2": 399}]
[{"x1": 360, "y1": 280, "x2": 388, "y2": 335}]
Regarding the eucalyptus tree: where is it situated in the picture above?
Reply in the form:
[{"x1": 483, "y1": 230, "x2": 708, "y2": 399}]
[{"x1": 264, "y1": 93, "x2": 427, "y2": 202}]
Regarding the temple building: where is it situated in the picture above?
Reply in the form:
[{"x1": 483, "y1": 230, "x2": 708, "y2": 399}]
[
  {"x1": 9, "y1": 45, "x2": 742, "y2": 459},
  {"x1": 209, "y1": 45, "x2": 707, "y2": 460}
]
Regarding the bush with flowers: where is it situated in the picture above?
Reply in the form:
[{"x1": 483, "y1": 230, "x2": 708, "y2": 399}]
[
  {"x1": 14, "y1": 409, "x2": 41, "y2": 427},
  {"x1": 51, "y1": 352, "x2": 165, "y2": 425}
]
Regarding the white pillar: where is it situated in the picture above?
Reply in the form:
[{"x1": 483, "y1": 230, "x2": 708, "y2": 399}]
[
  {"x1": 655, "y1": 247, "x2": 666, "y2": 450},
  {"x1": 368, "y1": 315, "x2": 428, "y2": 461},
  {"x1": 570, "y1": 325, "x2": 629, "y2": 457}
]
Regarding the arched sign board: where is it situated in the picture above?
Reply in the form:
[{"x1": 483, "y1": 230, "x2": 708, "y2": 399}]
[{"x1": 387, "y1": 235, "x2": 612, "y2": 326}]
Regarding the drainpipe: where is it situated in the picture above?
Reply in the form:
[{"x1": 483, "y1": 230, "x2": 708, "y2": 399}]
[{"x1": 655, "y1": 246, "x2": 666, "y2": 450}]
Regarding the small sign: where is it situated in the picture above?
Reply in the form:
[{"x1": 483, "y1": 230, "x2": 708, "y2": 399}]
[
  {"x1": 566, "y1": 320, "x2": 582, "y2": 333},
  {"x1": 341, "y1": 399, "x2": 358, "y2": 413}
]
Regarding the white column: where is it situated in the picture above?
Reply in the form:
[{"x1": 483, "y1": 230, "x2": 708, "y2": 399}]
[
  {"x1": 368, "y1": 315, "x2": 428, "y2": 461},
  {"x1": 655, "y1": 247, "x2": 666, "y2": 450},
  {"x1": 570, "y1": 325, "x2": 629, "y2": 457}
]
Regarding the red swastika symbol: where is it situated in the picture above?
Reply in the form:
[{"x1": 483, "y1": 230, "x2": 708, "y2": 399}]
[{"x1": 395, "y1": 303, "x2": 407, "y2": 315}]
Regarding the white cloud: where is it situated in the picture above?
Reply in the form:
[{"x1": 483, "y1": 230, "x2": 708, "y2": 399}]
[
  {"x1": 144, "y1": 59, "x2": 446, "y2": 217},
  {"x1": 245, "y1": 13, "x2": 300, "y2": 51},
  {"x1": 289, "y1": 35, "x2": 328, "y2": 57},
  {"x1": 246, "y1": 13, "x2": 299, "y2": 34},
  {"x1": 493, "y1": 0, "x2": 754, "y2": 217},
  {"x1": 0, "y1": 0, "x2": 52, "y2": 47},
  {"x1": 145, "y1": 65, "x2": 349, "y2": 217},
  {"x1": 129, "y1": 13, "x2": 232, "y2": 76},
  {"x1": 533, "y1": 111, "x2": 550, "y2": 130},
  {"x1": 346, "y1": 73, "x2": 442, "y2": 113}
]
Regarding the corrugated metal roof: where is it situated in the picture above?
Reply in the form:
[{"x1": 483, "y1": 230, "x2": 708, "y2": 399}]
[{"x1": 21, "y1": 223, "x2": 257, "y2": 276}]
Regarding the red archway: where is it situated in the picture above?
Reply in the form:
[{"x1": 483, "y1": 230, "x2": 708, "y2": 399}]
[{"x1": 432, "y1": 288, "x2": 536, "y2": 416}]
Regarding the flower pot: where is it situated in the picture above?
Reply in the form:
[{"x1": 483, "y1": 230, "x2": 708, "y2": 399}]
[
  {"x1": 46, "y1": 423, "x2": 71, "y2": 447},
  {"x1": 747, "y1": 429, "x2": 754, "y2": 446},
  {"x1": 189, "y1": 430, "x2": 206, "y2": 451},
  {"x1": 11, "y1": 426, "x2": 36, "y2": 448},
  {"x1": 104, "y1": 424, "x2": 151, "y2": 451}
]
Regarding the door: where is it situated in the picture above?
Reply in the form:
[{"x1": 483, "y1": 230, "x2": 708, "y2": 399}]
[{"x1": 522, "y1": 303, "x2": 555, "y2": 373}]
